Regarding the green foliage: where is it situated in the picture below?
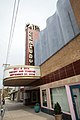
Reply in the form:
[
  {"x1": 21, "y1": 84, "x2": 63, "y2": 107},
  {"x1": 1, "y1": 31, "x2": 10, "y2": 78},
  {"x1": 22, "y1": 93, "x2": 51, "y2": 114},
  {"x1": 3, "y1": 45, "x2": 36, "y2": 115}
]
[{"x1": 54, "y1": 102, "x2": 62, "y2": 115}]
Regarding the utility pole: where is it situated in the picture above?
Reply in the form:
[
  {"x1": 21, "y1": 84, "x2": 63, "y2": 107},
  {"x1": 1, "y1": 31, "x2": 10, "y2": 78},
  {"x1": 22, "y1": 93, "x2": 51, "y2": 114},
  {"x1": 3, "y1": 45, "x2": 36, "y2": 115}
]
[
  {"x1": 2, "y1": 64, "x2": 10, "y2": 98},
  {"x1": 1, "y1": 64, "x2": 10, "y2": 120}
]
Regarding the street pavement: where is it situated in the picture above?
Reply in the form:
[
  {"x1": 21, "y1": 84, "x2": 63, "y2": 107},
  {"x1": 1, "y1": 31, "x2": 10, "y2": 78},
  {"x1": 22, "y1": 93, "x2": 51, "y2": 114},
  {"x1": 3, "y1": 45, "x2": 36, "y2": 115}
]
[{"x1": 1, "y1": 99, "x2": 54, "y2": 120}]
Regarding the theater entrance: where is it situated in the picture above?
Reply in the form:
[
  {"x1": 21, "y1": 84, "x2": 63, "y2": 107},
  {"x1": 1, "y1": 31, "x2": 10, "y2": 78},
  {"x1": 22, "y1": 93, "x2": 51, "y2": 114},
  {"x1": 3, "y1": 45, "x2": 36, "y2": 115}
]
[{"x1": 24, "y1": 88, "x2": 40, "y2": 106}]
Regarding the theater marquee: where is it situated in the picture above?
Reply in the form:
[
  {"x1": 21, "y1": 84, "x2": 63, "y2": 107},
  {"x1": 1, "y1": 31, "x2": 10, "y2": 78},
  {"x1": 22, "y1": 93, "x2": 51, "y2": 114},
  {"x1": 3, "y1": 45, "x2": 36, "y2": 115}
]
[{"x1": 4, "y1": 65, "x2": 40, "y2": 80}]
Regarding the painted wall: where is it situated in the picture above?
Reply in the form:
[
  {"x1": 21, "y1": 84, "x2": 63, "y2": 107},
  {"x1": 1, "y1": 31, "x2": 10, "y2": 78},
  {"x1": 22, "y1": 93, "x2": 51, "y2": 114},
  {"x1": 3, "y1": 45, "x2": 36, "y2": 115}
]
[{"x1": 34, "y1": 0, "x2": 80, "y2": 66}]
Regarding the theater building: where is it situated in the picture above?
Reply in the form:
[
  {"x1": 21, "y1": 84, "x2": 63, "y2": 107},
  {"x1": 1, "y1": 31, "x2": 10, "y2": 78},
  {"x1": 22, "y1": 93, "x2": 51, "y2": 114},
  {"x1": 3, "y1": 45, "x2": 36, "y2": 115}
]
[
  {"x1": 3, "y1": 0, "x2": 80, "y2": 120},
  {"x1": 26, "y1": 0, "x2": 80, "y2": 120}
]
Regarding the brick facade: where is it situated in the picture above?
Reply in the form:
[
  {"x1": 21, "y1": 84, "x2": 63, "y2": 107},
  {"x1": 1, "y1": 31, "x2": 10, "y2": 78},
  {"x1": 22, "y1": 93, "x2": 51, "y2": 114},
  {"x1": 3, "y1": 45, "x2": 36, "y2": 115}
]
[
  {"x1": 40, "y1": 34, "x2": 80, "y2": 77},
  {"x1": 28, "y1": 34, "x2": 80, "y2": 87}
]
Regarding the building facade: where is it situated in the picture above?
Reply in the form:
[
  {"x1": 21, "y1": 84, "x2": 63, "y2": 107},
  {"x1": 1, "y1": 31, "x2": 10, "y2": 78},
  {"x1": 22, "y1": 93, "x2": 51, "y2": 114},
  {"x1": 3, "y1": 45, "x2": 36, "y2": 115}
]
[
  {"x1": 3, "y1": 0, "x2": 80, "y2": 120},
  {"x1": 28, "y1": 0, "x2": 80, "y2": 120}
]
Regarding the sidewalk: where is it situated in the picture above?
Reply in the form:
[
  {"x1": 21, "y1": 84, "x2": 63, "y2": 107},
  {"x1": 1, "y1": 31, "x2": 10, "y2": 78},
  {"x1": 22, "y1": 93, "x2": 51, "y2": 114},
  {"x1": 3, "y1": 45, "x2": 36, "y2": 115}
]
[{"x1": 2, "y1": 100, "x2": 54, "y2": 120}]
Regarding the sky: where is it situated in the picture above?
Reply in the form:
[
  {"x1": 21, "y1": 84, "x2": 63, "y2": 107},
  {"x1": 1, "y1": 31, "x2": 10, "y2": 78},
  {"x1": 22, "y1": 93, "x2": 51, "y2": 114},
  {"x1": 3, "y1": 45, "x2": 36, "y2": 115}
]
[{"x1": 0, "y1": 0, "x2": 58, "y2": 88}]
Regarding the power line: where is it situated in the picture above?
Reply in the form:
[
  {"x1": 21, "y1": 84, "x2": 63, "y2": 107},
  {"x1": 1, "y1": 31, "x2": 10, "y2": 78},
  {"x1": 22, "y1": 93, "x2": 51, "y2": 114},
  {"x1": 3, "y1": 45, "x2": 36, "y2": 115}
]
[
  {"x1": 5, "y1": 0, "x2": 16, "y2": 64},
  {"x1": 2, "y1": 0, "x2": 20, "y2": 104},
  {"x1": 5, "y1": 0, "x2": 20, "y2": 64}
]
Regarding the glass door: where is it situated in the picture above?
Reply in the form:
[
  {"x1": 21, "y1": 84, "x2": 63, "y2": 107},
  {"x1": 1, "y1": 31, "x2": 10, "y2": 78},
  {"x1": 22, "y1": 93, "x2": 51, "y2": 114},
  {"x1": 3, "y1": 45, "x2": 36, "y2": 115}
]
[{"x1": 70, "y1": 85, "x2": 80, "y2": 120}]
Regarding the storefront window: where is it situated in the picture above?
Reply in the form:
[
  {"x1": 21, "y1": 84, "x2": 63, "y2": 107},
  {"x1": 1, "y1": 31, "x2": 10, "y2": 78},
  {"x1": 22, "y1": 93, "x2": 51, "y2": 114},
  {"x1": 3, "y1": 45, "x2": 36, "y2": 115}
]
[
  {"x1": 42, "y1": 90, "x2": 47, "y2": 107},
  {"x1": 50, "y1": 86, "x2": 70, "y2": 112}
]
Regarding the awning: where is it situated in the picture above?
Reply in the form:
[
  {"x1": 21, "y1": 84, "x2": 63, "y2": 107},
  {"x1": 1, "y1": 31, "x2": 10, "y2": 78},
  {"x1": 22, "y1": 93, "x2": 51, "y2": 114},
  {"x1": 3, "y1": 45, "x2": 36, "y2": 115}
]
[{"x1": 3, "y1": 65, "x2": 40, "y2": 86}]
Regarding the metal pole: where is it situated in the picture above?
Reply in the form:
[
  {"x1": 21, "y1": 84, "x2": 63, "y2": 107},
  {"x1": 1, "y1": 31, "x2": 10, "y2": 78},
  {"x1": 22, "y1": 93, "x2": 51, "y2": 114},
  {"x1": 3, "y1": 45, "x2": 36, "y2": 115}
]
[{"x1": 1, "y1": 64, "x2": 10, "y2": 120}]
